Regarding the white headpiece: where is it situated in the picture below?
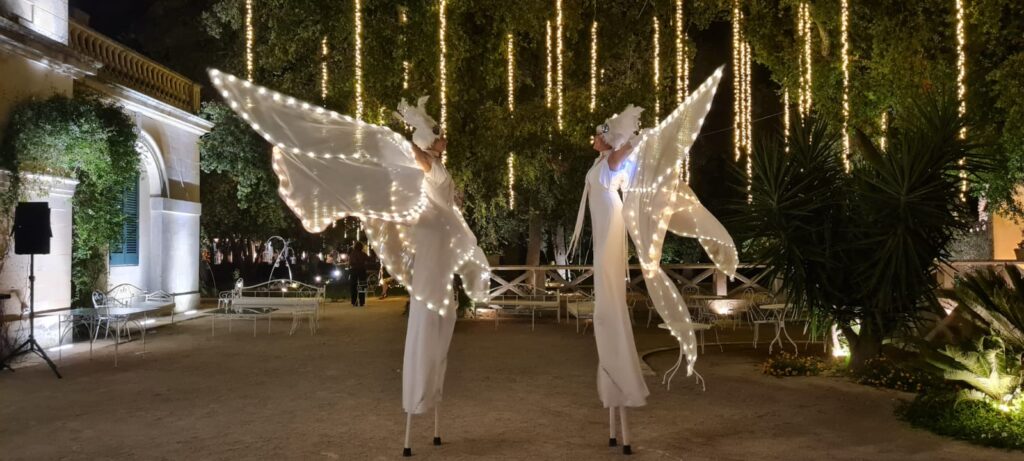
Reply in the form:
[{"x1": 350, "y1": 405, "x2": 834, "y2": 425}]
[
  {"x1": 597, "y1": 104, "x2": 644, "y2": 150},
  {"x1": 394, "y1": 96, "x2": 440, "y2": 150}
]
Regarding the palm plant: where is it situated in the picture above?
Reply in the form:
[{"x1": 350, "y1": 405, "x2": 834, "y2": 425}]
[
  {"x1": 955, "y1": 265, "x2": 1024, "y2": 351},
  {"x1": 927, "y1": 336, "x2": 1022, "y2": 405},
  {"x1": 740, "y1": 91, "x2": 992, "y2": 370}
]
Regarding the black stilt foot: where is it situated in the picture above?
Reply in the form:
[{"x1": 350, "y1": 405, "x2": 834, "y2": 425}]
[
  {"x1": 402, "y1": 447, "x2": 412, "y2": 457},
  {"x1": 623, "y1": 445, "x2": 632, "y2": 455},
  {"x1": 433, "y1": 436, "x2": 442, "y2": 446},
  {"x1": 609, "y1": 437, "x2": 617, "y2": 447}
]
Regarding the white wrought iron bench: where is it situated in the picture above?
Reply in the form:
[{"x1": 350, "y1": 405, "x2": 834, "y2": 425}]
[{"x1": 217, "y1": 279, "x2": 324, "y2": 336}]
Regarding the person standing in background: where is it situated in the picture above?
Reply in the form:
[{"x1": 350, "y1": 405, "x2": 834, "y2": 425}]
[{"x1": 349, "y1": 241, "x2": 369, "y2": 306}]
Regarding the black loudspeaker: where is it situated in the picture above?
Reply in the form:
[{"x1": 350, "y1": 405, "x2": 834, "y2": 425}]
[{"x1": 13, "y1": 202, "x2": 52, "y2": 255}]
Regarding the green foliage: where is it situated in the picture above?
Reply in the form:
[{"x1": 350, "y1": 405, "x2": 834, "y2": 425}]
[
  {"x1": 198, "y1": 102, "x2": 291, "y2": 239},
  {"x1": 852, "y1": 356, "x2": 938, "y2": 393},
  {"x1": 955, "y1": 265, "x2": 1024, "y2": 350},
  {"x1": 760, "y1": 352, "x2": 828, "y2": 377},
  {"x1": 898, "y1": 391, "x2": 1024, "y2": 450},
  {"x1": 0, "y1": 95, "x2": 140, "y2": 305},
  {"x1": 739, "y1": 92, "x2": 992, "y2": 368},
  {"x1": 925, "y1": 336, "x2": 1022, "y2": 404}
]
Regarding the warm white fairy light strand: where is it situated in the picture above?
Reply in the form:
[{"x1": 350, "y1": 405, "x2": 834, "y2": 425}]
[
  {"x1": 590, "y1": 21, "x2": 598, "y2": 112},
  {"x1": 653, "y1": 16, "x2": 661, "y2": 120},
  {"x1": 675, "y1": 0, "x2": 686, "y2": 104},
  {"x1": 354, "y1": 0, "x2": 364, "y2": 120},
  {"x1": 245, "y1": 0, "x2": 254, "y2": 81},
  {"x1": 840, "y1": 0, "x2": 850, "y2": 172},
  {"x1": 545, "y1": 20, "x2": 553, "y2": 108},
  {"x1": 439, "y1": 0, "x2": 449, "y2": 135},
  {"x1": 555, "y1": 0, "x2": 564, "y2": 131},
  {"x1": 507, "y1": 31, "x2": 515, "y2": 208},
  {"x1": 321, "y1": 36, "x2": 329, "y2": 104},
  {"x1": 880, "y1": 110, "x2": 888, "y2": 151},
  {"x1": 733, "y1": 1, "x2": 752, "y2": 200},
  {"x1": 783, "y1": 89, "x2": 791, "y2": 153},
  {"x1": 956, "y1": 0, "x2": 967, "y2": 199},
  {"x1": 797, "y1": 2, "x2": 813, "y2": 120},
  {"x1": 401, "y1": 8, "x2": 409, "y2": 90}
]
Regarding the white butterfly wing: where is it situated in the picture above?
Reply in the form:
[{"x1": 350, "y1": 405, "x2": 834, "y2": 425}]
[{"x1": 210, "y1": 69, "x2": 425, "y2": 233}]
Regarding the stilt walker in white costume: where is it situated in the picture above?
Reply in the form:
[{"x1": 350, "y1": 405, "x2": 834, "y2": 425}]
[
  {"x1": 208, "y1": 71, "x2": 491, "y2": 457},
  {"x1": 569, "y1": 68, "x2": 738, "y2": 455}
]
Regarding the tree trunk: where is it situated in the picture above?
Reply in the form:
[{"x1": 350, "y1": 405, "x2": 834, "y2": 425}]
[
  {"x1": 526, "y1": 211, "x2": 543, "y2": 289},
  {"x1": 553, "y1": 224, "x2": 568, "y2": 279},
  {"x1": 845, "y1": 321, "x2": 884, "y2": 372}
]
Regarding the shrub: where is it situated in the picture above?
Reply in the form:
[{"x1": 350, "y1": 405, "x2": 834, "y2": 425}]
[
  {"x1": 898, "y1": 391, "x2": 1024, "y2": 450},
  {"x1": 761, "y1": 352, "x2": 828, "y2": 377},
  {"x1": 852, "y1": 356, "x2": 940, "y2": 393}
]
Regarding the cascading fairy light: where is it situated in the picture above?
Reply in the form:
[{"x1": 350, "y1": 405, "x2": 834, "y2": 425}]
[
  {"x1": 590, "y1": 21, "x2": 598, "y2": 112},
  {"x1": 545, "y1": 21, "x2": 553, "y2": 108},
  {"x1": 675, "y1": 0, "x2": 687, "y2": 104},
  {"x1": 956, "y1": 0, "x2": 967, "y2": 199},
  {"x1": 507, "y1": 32, "x2": 515, "y2": 112},
  {"x1": 507, "y1": 154, "x2": 515, "y2": 208},
  {"x1": 797, "y1": 2, "x2": 813, "y2": 120},
  {"x1": 507, "y1": 32, "x2": 515, "y2": 208},
  {"x1": 733, "y1": 0, "x2": 752, "y2": 200},
  {"x1": 245, "y1": 0, "x2": 254, "y2": 81},
  {"x1": 439, "y1": 0, "x2": 449, "y2": 135},
  {"x1": 783, "y1": 89, "x2": 791, "y2": 153},
  {"x1": 555, "y1": 0, "x2": 565, "y2": 131},
  {"x1": 653, "y1": 16, "x2": 661, "y2": 119},
  {"x1": 320, "y1": 36, "x2": 329, "y2": 104},
  {"x1": 840, "y1": 0, "x2": 850, "y2": 172},
  {"x1": 401, "y1": 8, "x2": 409, "y2": 90},
  {"x1": 354, "y1": 0, "x2": 364, "y2": 120},
  {"x1": 880, "y1": 110, "x2": 888, "y2": 151}
]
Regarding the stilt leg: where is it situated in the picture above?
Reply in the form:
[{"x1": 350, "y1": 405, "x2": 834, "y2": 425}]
[
  {"x1": 608, "y1": 406, "x2": 617, "y2": 447},
  {"x1": 619, "y1": 407, "x2": 632, "y2": 455},
  {"x1": 433, "y1": 405, "x2": 442, "y2": 446},
  {"x1": 403, "y1": 412, "x2": 413, "y2": 457}
]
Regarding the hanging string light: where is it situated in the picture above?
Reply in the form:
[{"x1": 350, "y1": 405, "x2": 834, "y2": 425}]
[
  {"x1": 354, "y1": 0, "x2": 364, "y2": 120},
  {"x1": 880, "y1": 110, "x2": 888, "y2": 151},
  {"x1": 545, "y1": 20, "x2": 553, "y2": 108},
  {"x1": 401, "y1": 8, "x2": 410, "y2": 90},
  {"x1": 675, "y1": 0, "x2": 687, "y2": 104},
  {"x1": 439, "y1": 0, "x2": 449, "y2": 134},
  {"x1": 507, "y1": 33, "x2": 515, "y2": 112},
  {"x1": 245, "y1": 0, "x2": 254, "y2": 81},
  {"x1": 555, "y1": 0, "x2": 565, "y2": 131},
  {"x1": 320, "y1": 36, "x2": 329, "y2": 104},
  {"x1": 507, "y1": 32, "x2": 516, "y2": 208},
  {"x1": 797, "y1": 2, "x2": 813, "y2": 120},
  {"x1": 507, "y1": 154, "x2": 515, "y2": 208},
  {"x1": 956, "y1": 0, "x2": 967, "y2": 199},
  {"x1": 840, "y1": 0, "x2": 850, "y2": 172},
  {"x1": 590, "y1": 21, "x2": 598, "y2": 112},
  {"x1": 783, "y1": 89, "x2": 791, "y2": 153},
  {"x1": 653, "y1": 16, "x2": 661, "y2": 120},
  {"x1": 733, "y1": 1, "x2": 752, "y2": 200}
]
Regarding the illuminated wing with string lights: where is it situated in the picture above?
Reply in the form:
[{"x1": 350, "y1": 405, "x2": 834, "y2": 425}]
[
  {"x1": 209, "y1": 69, "x2": 426, "y2": 233},
  {"x1": 623, "y1": 67, "x2": 738, "y2": 386}
]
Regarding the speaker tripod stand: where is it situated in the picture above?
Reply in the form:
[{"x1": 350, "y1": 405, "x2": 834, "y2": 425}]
[{"x1": 1, "y1": 255, "x2": 62, "y2": 378}]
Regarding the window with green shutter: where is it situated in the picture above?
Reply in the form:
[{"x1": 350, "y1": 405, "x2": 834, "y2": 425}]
[{"x1": 110, "y1": 178, "x2": 139, "y2": 266}]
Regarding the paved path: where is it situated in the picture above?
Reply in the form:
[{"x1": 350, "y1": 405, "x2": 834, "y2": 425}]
[{"x1": 0, "y1": 298, "x2": 1017, "y2": 460}]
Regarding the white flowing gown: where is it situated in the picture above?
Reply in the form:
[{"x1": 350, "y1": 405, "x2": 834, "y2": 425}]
[{"x1": 586, "y1": 154, "x2": 650, "y2": 408}]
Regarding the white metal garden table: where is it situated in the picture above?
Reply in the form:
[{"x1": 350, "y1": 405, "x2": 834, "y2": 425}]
[{"x1": 758, "y1": 303, "x2": 798, "y2": 354}]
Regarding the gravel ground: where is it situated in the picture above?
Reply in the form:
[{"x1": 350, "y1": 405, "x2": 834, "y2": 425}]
[{"x1": 0, "y1": 297, "x2": 1019, "y2": 460}]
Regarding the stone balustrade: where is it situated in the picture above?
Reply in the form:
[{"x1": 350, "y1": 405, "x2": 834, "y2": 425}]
[{"x1": 68, "y1": 21, "x2": 200, "y2": 113}]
